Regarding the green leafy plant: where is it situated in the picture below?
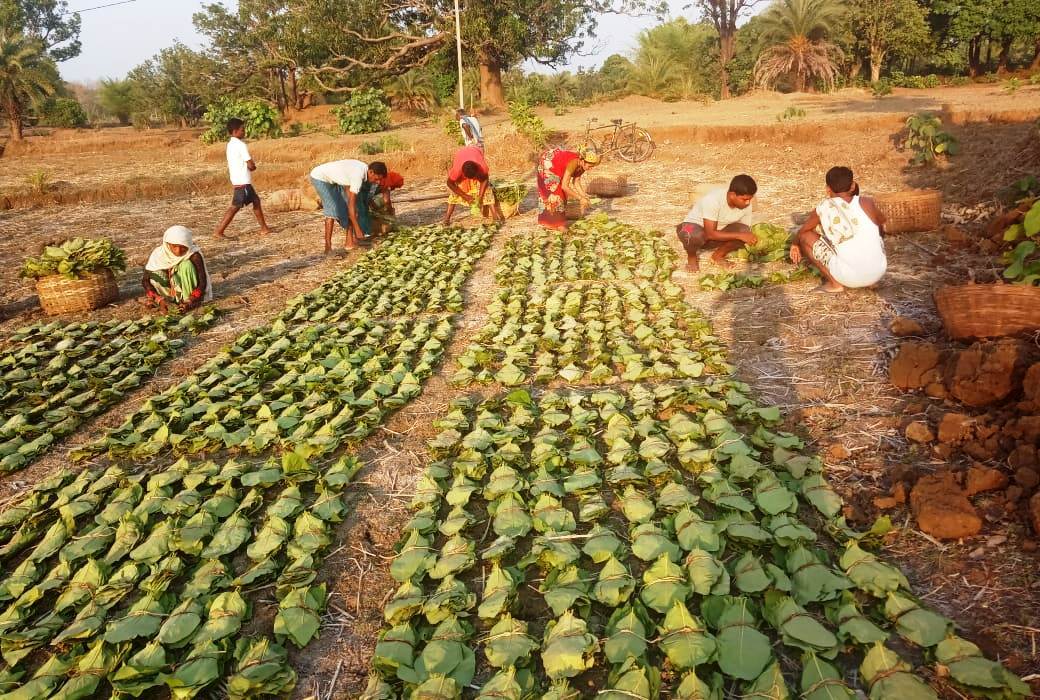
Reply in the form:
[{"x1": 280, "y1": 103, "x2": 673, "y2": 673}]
[
  {"x1": 333, "y1": 89, "x2": 391, "y2": 135},
  {"x1": 39, "y1": 97, "x2": 88, "y2": 128},
  {"x1": 442, "y1": 112, "x2": 464, "y2": 145},
  {"x1": 1003, "y1": 77, "x2": 1021, "y2": 94},
  {"x1": 358, "y1": 140, "x2": 384, "y2": 155},
  {"x1": 507, "y1": 101, "x2": 549, "y2": 147},
  {"x1": 903, "y1": 113, "x2": 959, "y2": 165},
  {"x1": 776, "y1": 106, "x2": 806, "y2": 122},
  {"x1": 24, "y1": 169, "x2": 50, "y2": 194},
  {"x1": 870, "y1": 80, "x2": 892, "y2": 97},
  {"x1": 1001, "y1": 199, "x2": 1040, "y2": 285},
  {"x1": 200, "y1": 98, "x2": 281, "y2": 144},
  {"x1": 1030, "y1": 73, "x2": 1040, "y2": 86},
  {"x1": 21, "y1": 238, "x2": 127, "y2": 279}
]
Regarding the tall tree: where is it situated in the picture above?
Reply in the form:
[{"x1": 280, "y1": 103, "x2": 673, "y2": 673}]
[
  {"x1": 0, "y1": 29, "x2": 59, "y2": 140},
  {"x1": 631, "y1": 18, "x2": 720, "y2": 97},
  {"x1": 98, "y1": 78, "x2": 133, "y2": 125},
  {"x1": 691, "y1": 0, "x2": 762, "y2": 98},
  {"x1": 291, "y1": 0, "x2": 663, "y2": 108},
  {"x1": 0, "y1": 0, "x2": 81, "y2": 61},
  {"x1": 848, "y1": 0, "x2": 930, "y2": 81},
  {"x1": 754, "y1": 0, "x2": 844, "y2": 92},
  {"x1": 126, "y1": 44, "x2": 218, "y2": 127},
  {"x1": 193, "y1": 1, "x2": 314, "y2": 111}
]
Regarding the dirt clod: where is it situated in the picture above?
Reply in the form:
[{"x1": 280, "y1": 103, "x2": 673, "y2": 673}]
[
  {"x1": 940, "y1": 224, "x2": 971, "y2": 247},
  {"x1": 938, "y1": 412, "x2": 974, "y2": 444},
  {"x1": 890, "y1": 316, "x2": 925, "y2": 337},
  {"x1": 947, "y1": 340, "x2": 1030, "y2": 408},
  {"x1": 910, "y1": 471, "x2": 983, "y2": 540},
  {"x1": 965, "y1": 464, "x2": 1010, "y2": 496},
  {"x1": 1014, "y1": 467, "x2": 1039, "y2": 490},
  {"x1": 905, "y1": 420, "x2": 934, "y2": 443},
  {"x1": 1023, "y1": 363, "x2": 1040, "y2": 407},
  {"x1": 827, "y1": 443, "x2": 852, "y2": 461},
  {"x1": 890, "y1": 342, "x2": 943, "y2": 391},
  {"x1": 1009, "y1": 444, "x2": 1038, "y2": 471},
  {"x1": 1030, "y1": 492, "x2": 1040, "y2": 535}
]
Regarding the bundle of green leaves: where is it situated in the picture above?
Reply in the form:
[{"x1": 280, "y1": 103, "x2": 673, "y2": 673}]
[{"x1": 21, "y1": 238, "x2": 127, "y2": 279}]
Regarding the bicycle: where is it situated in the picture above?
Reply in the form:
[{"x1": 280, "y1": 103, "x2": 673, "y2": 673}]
[{"x1": 582, "y1": 117, "x2": 655, "y2": 163}]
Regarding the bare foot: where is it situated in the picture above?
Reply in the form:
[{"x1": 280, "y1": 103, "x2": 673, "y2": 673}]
[
  {"x1": 685, "y1": 257, "x2": 700, "y2": 272},
  {"x1": 814, "y1": 282, "x2": 844, "y2": 293},
  {"x1": 258, "y1": 228, "x2": 273, "y2": 236},
  {"x1": 710, "y1": 255, "x2": 735, "y2": 269},
  {"x1": 213, "y1": 232, "x2": 235, "y2": 240}
]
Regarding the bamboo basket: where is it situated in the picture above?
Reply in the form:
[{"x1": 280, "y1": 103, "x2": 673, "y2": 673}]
[
  {"x1": 499, "y1": 201, "x2": 520, "y2": 218},
  {"x1": 37, "y1": 269, "x2": 119, "y2": 315},
  {"x1": 934, "y1": 284, "x2": 1040, "y2": 340},
  {"x1": 875, "y1": 189, "x2": 943, "y2": 233},
  {"x1": 565, "y1": 199, "x2": 584, "y2": 220},
  {"x1": 587, "y1": 175, "x2": 628, "y2": 198}
]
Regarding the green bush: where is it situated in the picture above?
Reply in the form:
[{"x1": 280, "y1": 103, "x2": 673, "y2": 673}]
[
  {"x1": 903, "y1": 113, "x2": 959, "y2": 165},
  {"x1": 200, "y1": 98, "x2": 281, "y2": 144},
  {"x1": 507, "y1": 101, "x2": 549, "y2": 147},
  {"x1": 359, "y1": 140, "x2": 384, "y2": 155},
  {"x1": 443, "y1": 112, "x2": 463, "y2": 145},
  {"x1": 40, "y1": 98, "x2": 88, "y2": 128},
  {"x1": 358, "y1": 135, "x2": 407, "y2": 156},
  {"x1": 871, "y1": 80, "x2": 893, "y2": 97},
  {"x1": 333, "y1": 89, "x2": 391, "y2": 135},
  {"x1": 949, "y1": 75, "x2": 972, "y2": 86},
  {"x1": 923, "y1": 74, "x2": 941, "y2": 88}
]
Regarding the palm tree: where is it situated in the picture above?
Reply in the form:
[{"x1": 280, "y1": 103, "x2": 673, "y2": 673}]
[
  {"x1": 627, "y1": 52, "x2": 681, "y2": 99},
  {"x1": 385, "y1": 71, "x2": 438, "y2": 115},
  {"x1": 0, "y1": 30, "x2": 60, "y2": 141},
  {"x1": 754, "y1": 0, "x2": 844, "y2": 93}
]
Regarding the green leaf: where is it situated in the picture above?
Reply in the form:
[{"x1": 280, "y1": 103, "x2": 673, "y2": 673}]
[
  {"x1": 658, "y1": 600, "x2": 717, "y2": 670},
  {"x1": 859, "y1": 644, "x2": 937, "y2": 700},
  {"x1": 485, "y1": 614, "x2": 538, "y2": 668},
  {"x1": 604, "y1": 605, "x2": 648, "y2": 664},
  {"x1": 640, "y1": 554, "x2": 688, "y2": 613},
  {"x1": 541, "y1": 610, "x2": 598, "y2": 680},
  {"x1": 593, "y1": 555, "x2": 636, "y2": 607}
]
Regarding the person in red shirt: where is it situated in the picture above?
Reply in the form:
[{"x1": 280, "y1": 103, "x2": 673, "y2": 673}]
[{"x1": 443, "y1": 145, "x2": 505, "y2": 225}]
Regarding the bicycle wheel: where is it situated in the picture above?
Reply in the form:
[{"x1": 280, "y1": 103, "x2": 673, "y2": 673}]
[{"x1": 616, "y1": 127, "x2": 655, "y2": 163}]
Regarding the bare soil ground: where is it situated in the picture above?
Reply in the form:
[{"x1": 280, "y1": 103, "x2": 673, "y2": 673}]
[{"x1": 0, "y1": 84, "x2": 1038, "y2": 697}]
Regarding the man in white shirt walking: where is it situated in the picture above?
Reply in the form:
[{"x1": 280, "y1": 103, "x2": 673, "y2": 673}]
[
  {"x1": 214, "y1": 118, "x2": 272, "y2": 239},
  {"x1": 675, "y1": 174, "x2": 760, "y2": 271},
  {"x1": 309, "y1": 159, "x2": 389, "y2": 255},
  {"x1": 457, "y1": 108, "x2": 484, "y2": 150}
]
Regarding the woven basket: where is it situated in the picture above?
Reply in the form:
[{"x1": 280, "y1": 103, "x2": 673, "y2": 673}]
[
  {"x1": 37, "y1": 269, "x2": 119, "y2": 315},
  {"x1": 500, "y1": 201, "x2": 520, "y2": 219},
  {"x1": 565, "y1": 199, "x2": 585, "y2": 220},
  {"x1": 934, "y1": 284, "x2": 1040, "y2": 340},
  {"x1": 587, "y1": 175, "x2": 628, "y2": 198},
  {"x1": 875, "y1": 189, "x2": 942, "y2": 234}
]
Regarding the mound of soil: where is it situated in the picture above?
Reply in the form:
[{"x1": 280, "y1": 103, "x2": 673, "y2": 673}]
[
  {"x1": 910, "y1": 471, "x2": 983, "y2": 539},
  {"x1": 890, "y1": 339, "x2": 1040, "y2": 540}
]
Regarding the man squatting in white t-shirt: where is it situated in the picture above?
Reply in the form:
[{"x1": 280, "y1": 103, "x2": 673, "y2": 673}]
[
  {"x1": 214, "y1": 118, "x2": 273, "y2": 239},
  {"x1": 675, "y1": 174, "x2": 760, "y2": 272}
]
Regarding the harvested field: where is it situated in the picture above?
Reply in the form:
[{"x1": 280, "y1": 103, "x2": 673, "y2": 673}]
[{"x1": 0, "y1": 85, "x2": 1038, "y2": 698}]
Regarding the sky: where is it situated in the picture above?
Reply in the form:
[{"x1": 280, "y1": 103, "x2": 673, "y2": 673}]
[{"x1": 59, "y1": 0, "x2": 688, "y2": 84}]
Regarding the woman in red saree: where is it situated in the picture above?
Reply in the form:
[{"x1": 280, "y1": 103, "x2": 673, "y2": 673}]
[{"x1": 536, "y1": 145, "x2": 601, "y2": 229}]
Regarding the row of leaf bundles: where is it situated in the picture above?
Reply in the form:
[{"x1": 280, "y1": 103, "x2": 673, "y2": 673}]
[
  {"x1": 453, "y1": 279, "x2": 729, "y2": 386},
  {"x1": 0, "y1": 453, "x2": 363, "y2": 699},
  {"x1": 0, "y1": 312, "x2": 218, "y2": 475},
  {"x1": 278, "y1": 224, "x2": 495, "y2": 324},
  {"x1": 494, "y1": 217, "x2": 677, "y2": 288},
  {"x1": 367, "y1": 385, "x2": 1029, "y2": 699},
  {"x1": 76, "y1": 316, "x2": 453, "y2": 461}
]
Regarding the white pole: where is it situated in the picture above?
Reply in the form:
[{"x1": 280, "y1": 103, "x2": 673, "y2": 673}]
[{"x1": 454, "y1": 0, "x2": 464, "y2": 109}]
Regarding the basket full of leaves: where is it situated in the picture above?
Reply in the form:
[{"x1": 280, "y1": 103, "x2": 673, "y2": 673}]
[
  {"x1": 491, "y1": 181, "x2": 528, "y2": 219},
  {"x1": 22, "y1": 238, "x2": 127, "y2": 315}
]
